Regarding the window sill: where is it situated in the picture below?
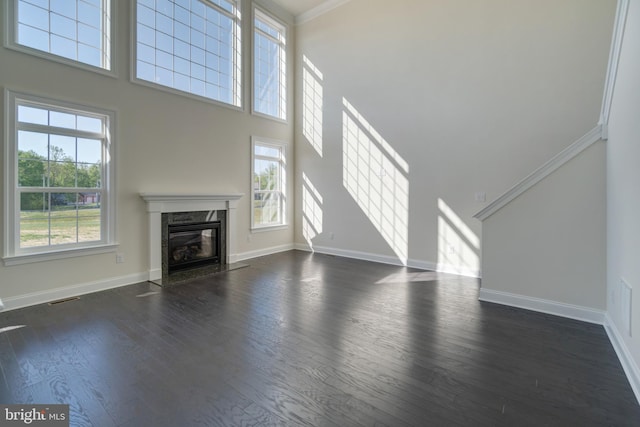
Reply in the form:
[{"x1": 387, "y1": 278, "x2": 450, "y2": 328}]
[
  {"x1": 4, "y1": 44, "x2": 117, "y2": 79},
  {"x1": 130, "y1": 77, "x2": 243, "y2": 112},
  {"x1": 3, "y1": 244, "x2": 119, "y2": 266},
  {"x1": 251, "y1": 224, "x2": 288, "y2": 233},
  {"x1": 251, "y1": 109, "x2": 288, "y2": 124}
]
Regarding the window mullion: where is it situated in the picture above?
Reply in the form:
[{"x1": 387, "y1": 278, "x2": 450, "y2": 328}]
[{"x1": 17, "y1": 122, "x2": 105, "y2": 140}]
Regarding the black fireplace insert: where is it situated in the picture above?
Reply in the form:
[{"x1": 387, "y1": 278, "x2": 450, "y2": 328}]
[{"x1": 167, "y1": 221, "x2": 220, "y2": 273}]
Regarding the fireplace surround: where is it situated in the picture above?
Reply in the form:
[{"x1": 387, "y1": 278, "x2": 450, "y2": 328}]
[{"x1": 140, "y1": 193, "x2": 243, "y2": 285}]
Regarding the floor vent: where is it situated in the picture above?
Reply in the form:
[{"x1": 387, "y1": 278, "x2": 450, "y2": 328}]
[{"x1": 48, "y1": 296, "x2": 81, "y2": 306}]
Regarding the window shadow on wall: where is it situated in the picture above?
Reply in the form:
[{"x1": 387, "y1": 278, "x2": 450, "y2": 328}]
[
  {"x1": 302, "y1": 55, "x2": 323, "y2": 157},
  {"x1": 302, "y1": 172, "x2": 323, "y2": 250},
  {"x1": 437, "y1": 198, "x2": 479, "y2": 277},
  {"x1": 342, "y1": 98, "x2": 409, "y2": 265}
]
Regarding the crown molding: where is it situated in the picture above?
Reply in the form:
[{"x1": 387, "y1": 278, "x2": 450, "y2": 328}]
[
  {"x1": 296, "y1": 0, "x2": 353, "y2": 25},
  {"x1": 599, "y1": 0, "x2": 630, "y2": 132}
]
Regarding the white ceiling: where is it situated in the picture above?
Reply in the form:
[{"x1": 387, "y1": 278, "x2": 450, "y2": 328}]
[{"x1": 269, "y1": 0, "x2": 330, "y2": 17}]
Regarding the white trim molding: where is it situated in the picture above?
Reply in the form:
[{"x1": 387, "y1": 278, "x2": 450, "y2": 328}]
[
  {"x1": 236, "y1": 243, "x2": 296, "y2": 262},
  {"x1": 478, "y1": 288, "x2": 605, "y2": 325},
  {"x1": 474, "y1": 126, "x2": 603, "y2": 221},
  {"x1": 296, "y1": 0, "x2": 353, "y2": 25},
  {"x1": 599, "y1": 0, "x2": 631, "y2": 137},
  {"x1": 296, "y1": 243, "x2": 418, "y2": 268},
  {"x1": 604, "y1": 313, "x2": 640, "y2": 405},
  {"x1": 3, "y1": 89, "x2": 118, "y2": 264},
  {"x1": 139, "y1": 193, "x2": 244, "y2": 279},
  {"x1": 294, "y1": 243, "x2": 481, "y2": 278},
  {"x1": 0, "y1": 272, "x2": 148, "y2": 312}
]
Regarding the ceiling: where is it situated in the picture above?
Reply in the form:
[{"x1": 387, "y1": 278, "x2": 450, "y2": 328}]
[{"x1": 269, "y1": 0, "x2": 330, "y2": 17}]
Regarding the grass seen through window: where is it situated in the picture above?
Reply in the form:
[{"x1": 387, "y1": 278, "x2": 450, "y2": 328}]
[{"x1": 20, "y1": 204, "x2": 101, "y2": 247}]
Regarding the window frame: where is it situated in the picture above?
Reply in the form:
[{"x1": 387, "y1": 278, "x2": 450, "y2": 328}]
[
  {"x1": 3, "y1": 89, "x2": 118, "y2": 266},
  {"x1": 251, "y1": 6, "x2": 287, "y2": 122},
  {"x1": 3, "y1": 0, "x2": 117, "y2": 77},
  {"x1": 130, "y1": 0, "x2": 243, "y2": 109},
  {"x1": 250, "y1": 136, "x2": 287, "y2": 231}
]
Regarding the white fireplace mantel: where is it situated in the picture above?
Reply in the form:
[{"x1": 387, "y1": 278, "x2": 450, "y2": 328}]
[{"x1": 140, "y1": 193, "x2": 244, "y2": 281}]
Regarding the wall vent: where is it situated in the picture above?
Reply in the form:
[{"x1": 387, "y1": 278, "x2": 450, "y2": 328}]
[{"x1": 48, "y1": 296, "x2": 81, "y2": 306}]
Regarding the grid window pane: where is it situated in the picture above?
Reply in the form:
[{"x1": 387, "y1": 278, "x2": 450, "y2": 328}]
[
  {"x1": 78, "y1": 206, "x2": 101, "y2": 242},
  {"x1": 19, "y1": 191, "x2": 102, "y2": 248},
  {"x1": 252, "y1": 141, "x2": 286, "y2": 228},
  {"x1": 13, "y1": 97, "x2": 109, "y2": 250},
  {"x1": 14, "y1": 0, "x2": 111, "y2": 70},
  {"x1": 20, "y1": 192, "x2": 50, "y2": 248},
  {"x1": 135, "y1": 0, "x2": 241, "y2": 106},
  {"x1": 253, "y1": 10, "x2": 286, "y2": 120}
]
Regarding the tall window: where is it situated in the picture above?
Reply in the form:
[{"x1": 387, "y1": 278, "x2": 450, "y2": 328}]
[
  {"x1": 251, "y1": 138, "x2": 286, "y2": 229},
  {"x1": 134, "y1": 0, "x2": 242, "y2": 107},
  {"x1": 6, "y1": 0, "x2": 113, "y2": 72},
  {"x1": 4, "y1": 91, "x2": 116, "y2": 262},
  {"x1": 253, "y1": 8, "x2": 286, "y2": 120}
]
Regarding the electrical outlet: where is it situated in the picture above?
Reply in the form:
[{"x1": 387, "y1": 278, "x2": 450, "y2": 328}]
[
  {"x1": 329, "y1": 232, "x2": 335, "y2": 240},
  {"x1": 116, "y1": 253, "x2": 125, "y2": 264},
  {"x1": 475, "y1": 192, "x2": 486, "y2": 202}
]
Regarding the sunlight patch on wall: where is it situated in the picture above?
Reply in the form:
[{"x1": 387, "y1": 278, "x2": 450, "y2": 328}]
[
  {"x1": 302, "y1": 55, "x2": 323, "y2": 156},
  {"x1": 302, "y1": 172, "x2": 323, "y2": 249},
  {"x1": 437, "y1": 198, "x2": 480, "y2": 276},
  {"x1": 342, "y1": 98, "x2": 409, "y2": 264}
]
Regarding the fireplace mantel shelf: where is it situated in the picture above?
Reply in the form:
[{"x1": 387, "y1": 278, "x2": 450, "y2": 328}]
[
  {"x1": 140, "y1": 193, "x2": 244, "y2": 202},
  {"x1": 140, "y1": 193, "x2": 244, "y2": 213}
]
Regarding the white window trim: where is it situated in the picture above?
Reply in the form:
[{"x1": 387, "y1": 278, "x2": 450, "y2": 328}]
[
  {"x1": 3, "y1": 89, "x2": 118, "y2": 266},
  {"x1": 251, "y1": 6, "x2": 288, "y2": 123},
  {"x1": 130, "y1": 0, "x2": 244, "y2": 111},
  {"x1": 250, "y1": 136, "x2": 288, "y2": 231},
  {"x1": 3, "y1": 0, "x2": 117, "y2": 78}
]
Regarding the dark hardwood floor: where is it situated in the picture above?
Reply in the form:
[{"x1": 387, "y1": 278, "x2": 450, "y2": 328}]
[{"x1": 0, "y1": 250, "x2": 638, "y2": 426}]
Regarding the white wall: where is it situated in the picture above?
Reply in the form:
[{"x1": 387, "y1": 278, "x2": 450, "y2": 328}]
[
  {"x1": 0, "y1": 1, "x2": 295, "y2": 306},
  {"x1": 606, "y1": 0, "x2": 640, "y2": 396},
  {"x1": 293, "y1": 0, "x2": 616, "y2": 273},
  {"x1": 480, "y1": 141, "x2": 606, "y2": 315}
]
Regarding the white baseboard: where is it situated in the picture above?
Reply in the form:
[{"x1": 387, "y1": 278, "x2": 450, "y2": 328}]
[
  {"x1": 604, "y1": 313, "x2": 640, "y2": 405},
  {"x1": 478, "y1": 288, "x2": 605, "y2": 324},
  {"x1": 235, "y1": 243, "x2": 296, "y2": 263},
  {"x1": 436, "y1": 262, "x2": 482, "y2": 278},
  {"x1": 148, "y1": 268, "x2": 162, "y2": 281},
  {"x1": 295, "y1": 243, "x2": 413, "y2": 267},
  {"x1": 0, "y1": 272, "x2": 148, "y2": 312},
  {"x1": 294, "y1": 243, "x2": 481, "y2": 278},
  {"x1": 0, "y1": 245, "x2": 295, "y2": 312}
]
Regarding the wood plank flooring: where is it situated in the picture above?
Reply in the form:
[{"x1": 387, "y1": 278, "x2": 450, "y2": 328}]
[{"x1": 0, "y1": 250, "x2": 638, "y2": 426}]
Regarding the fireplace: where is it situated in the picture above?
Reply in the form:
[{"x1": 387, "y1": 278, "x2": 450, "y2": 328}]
[
  {"x1": 161, "y1": 210, "x2": 226, "y2": 282},
  {"x1": 140, "y1": 193, "x2": 244, "y2": 285},
  {"x1": 168, "y1": 221, "x2": 220, "y2": 273}
]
